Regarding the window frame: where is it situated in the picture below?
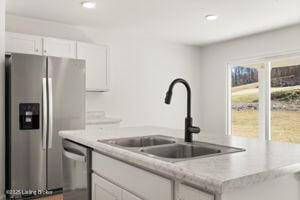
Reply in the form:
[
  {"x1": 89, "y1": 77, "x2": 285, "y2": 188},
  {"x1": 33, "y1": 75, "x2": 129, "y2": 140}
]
[{"x1": 226, "y1": 50, "x2": 300, "y2": 141}]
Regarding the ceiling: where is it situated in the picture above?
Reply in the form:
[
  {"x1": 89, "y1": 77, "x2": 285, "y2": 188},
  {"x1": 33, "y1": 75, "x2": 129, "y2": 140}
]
[{"x1": 6, "y1": 0, "x2": 300, "y2": 45}]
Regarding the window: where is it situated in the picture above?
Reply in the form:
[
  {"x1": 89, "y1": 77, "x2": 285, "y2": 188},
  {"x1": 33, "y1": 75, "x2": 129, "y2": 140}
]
[
  {"x1": 231, "y1": 64, "x2": 260, "y2": 138},
  {"x1": 228, "y1": 55, "x2": 300, "y2": 144}
]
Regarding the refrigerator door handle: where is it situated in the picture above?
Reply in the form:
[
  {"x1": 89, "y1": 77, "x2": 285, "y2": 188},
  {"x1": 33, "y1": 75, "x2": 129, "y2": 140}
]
[
  {"x1": 48, "y1": 78, "x2": 53, "y2": 149},
  {"x1": 42, "y1": 78, "x2": 48, "y2": 150}
]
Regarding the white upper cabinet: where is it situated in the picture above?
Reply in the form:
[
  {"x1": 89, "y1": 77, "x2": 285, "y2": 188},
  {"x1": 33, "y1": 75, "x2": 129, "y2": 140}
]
[
  {"x1": 77, "y1": 42, "x2": 109, "y2": 91},
  {"x1": 43, "y1": 37, "x2": 76, "y2": 58},
  {"x1": 5, "y1": 32, "x2": 43, "y2": 55},
  {"x1": 6, "y1": 32, "x2": 110, "y2": 92}
]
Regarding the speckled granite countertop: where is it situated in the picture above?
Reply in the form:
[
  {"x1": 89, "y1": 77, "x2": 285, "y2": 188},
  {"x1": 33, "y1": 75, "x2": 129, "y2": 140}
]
[{"x1": 59, "y1": 126, "x2": 300, "y2": 194}]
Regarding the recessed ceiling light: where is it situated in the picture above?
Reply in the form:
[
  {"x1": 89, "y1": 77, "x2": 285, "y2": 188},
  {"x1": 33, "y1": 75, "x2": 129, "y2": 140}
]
[
  {"x1": 81, "y1": 1, "x2": 96, "y2": 9},
  {"x1": 205, "y1": 15, "x2": 218, "y2": 21}
]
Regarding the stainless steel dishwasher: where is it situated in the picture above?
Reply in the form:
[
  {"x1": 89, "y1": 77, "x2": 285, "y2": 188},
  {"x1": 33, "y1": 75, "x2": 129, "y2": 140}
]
[{"x1": 62, "y1": 139, "x2": 91, "y2": 200}]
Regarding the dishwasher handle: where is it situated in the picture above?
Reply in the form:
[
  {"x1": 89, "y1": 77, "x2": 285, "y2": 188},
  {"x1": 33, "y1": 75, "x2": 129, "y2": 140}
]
[{"x1": 63, "y1": 149, "x2": 86, "y2": 162}]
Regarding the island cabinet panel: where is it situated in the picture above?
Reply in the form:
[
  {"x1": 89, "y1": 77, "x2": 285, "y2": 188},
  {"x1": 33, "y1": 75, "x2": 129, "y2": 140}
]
[
  {"x1": 92, "y1": 151, "x2": 173, "y2": 200},
  {"x1": 92, "y1": 173, "x2": 122, "y2": 200},
  {"x1": 178, "y1": 184, "x2": 214, "y2": 200},
  {"x1": 221, "y1": 173, "x2": 300, "y2": 200},
  {"x1": 122, "y1": 190, "x2": 142, "y2": 200},
  {"x1": 92, "y1": 173, "x2": 143, "y2": 200}
]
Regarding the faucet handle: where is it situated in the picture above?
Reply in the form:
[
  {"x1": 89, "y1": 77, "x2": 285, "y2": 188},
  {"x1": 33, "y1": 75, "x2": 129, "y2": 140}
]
[{"x1": 188, "y1": 126, "x2": 201, "y2": 134}]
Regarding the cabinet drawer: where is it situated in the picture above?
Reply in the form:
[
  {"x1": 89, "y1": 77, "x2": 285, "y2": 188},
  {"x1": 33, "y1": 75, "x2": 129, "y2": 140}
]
[
  {"x1": 92, "y1": 173, "x2": 122, "y2": 200},
  {"x1": 179, "y1": 184, "x2": 214, "y2": 200},
  {"x1": 122, "y1": 190, "x2": 142, "y2": 200},
  {"x1": 92, "y1": 152, "x2": 173, "y2": 200}
]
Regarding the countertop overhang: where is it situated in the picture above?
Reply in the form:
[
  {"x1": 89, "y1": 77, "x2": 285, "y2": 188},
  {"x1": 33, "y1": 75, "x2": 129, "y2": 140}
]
[{"x1": 59, "y1": 126, "x2": 300, "y2": 194}]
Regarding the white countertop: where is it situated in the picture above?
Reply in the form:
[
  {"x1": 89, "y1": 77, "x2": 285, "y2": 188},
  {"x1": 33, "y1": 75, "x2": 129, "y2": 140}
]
[{"x1": 59, "y1": 126, "x2": 300, "y2": 194}]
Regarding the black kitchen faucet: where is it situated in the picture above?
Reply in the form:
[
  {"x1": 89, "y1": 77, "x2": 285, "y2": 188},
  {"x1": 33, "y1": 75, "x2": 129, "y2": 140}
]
[{"x1": 165, "y1": 78, "x2": 200, "y2": 142}]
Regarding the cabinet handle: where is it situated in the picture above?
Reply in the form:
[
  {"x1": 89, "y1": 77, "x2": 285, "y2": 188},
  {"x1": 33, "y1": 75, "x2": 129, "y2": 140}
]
[
  {"x1": 35, "y1": 49, "x2": 39, "y2": 52},
  {"x1": 63, "y1": 149, "x2": 86, "y2": 162},
  {"x1": 48, "y1": 78, "x2": 53, "y2": 149},
  {"x1": 42, "y1": 78, "x2": 47, "y2": 150}
]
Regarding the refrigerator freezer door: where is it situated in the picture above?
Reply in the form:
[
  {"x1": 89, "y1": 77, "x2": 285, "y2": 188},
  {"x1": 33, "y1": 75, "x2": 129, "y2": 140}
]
[
  {"x1": 47, "y1": 57, "x2": 86, "y2": 190},
  {"x1": 7, "y1": 54, "x2": 47, "y2": 193}
]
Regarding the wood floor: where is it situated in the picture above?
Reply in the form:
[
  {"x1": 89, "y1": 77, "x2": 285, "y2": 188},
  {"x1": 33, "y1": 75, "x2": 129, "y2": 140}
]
[{"x1": 36, "y1": 194, "x2": 63, "y2": 200}]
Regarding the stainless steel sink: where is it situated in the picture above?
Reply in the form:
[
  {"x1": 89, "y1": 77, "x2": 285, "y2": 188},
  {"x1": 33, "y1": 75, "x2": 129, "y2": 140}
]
[
  {"x1": 100, "y1": 135, "x2": 176, "y2": 148},
  {"x1": 140, "y1": 144, "x2": 221, "y2": 159},
  {"x1": 98, "y1": 135, "x2": 245, "y2": 162}
]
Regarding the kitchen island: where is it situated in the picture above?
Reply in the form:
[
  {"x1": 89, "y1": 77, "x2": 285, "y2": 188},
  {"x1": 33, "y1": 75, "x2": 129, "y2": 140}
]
[{"x1": 59, "y1": 126, "x2": 300, "y2": 200}]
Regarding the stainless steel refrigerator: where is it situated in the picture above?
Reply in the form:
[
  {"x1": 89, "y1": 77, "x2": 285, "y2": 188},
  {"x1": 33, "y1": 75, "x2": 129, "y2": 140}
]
[{"x1": 5, "y1": 53, "x2": 86, "y2": 199}]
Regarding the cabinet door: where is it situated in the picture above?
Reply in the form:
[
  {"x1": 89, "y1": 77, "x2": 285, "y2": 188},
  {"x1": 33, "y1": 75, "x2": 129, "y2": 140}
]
[
  {"x1": 122, "y1": 190, "x2": 142, "y2": 200},
  {"x1": 179, "y1": 184, "x2": 214, "y2": 200},
  {"x1": 43, "y1": 37, "x2": 76, "y2": 58},
  {"x1": 92, "y1": 152, "x2": 173, "y2": 200},
  {"x1": 5, "y1": 32, "x2": 43, "y2": 55},
  {"x1": 77, "y1": 42, "x2": 109, "y2": 91},
  {"x1": 92, "y1": 173, "x2": 122, "y2": 200}
]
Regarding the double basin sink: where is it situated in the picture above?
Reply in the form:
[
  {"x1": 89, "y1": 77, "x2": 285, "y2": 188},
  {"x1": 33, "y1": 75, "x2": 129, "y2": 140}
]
[{"x1": 98, "y1": 135, "x2": 245, "y2": 162}]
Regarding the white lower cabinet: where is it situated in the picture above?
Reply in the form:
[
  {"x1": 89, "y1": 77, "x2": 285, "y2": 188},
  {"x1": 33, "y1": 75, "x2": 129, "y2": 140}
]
[
  {"x1": 92, "y1": 173, "x2": 122, "y2": 200},
  {"x1": 92, "y1": 151, "x2": 216, "y2": 200},
  {"x1": 92, "y1": 173, "x2": 141, "y2": 200},
  {"x1": 122, "y1": 190, "x2": 142, "y2": 200},
  {"x1": 92, "y1": 152, "x2": 173, "y2": 200},
  {"x1": 178, "y1": 184, "x2": 214, "y2": 200}
]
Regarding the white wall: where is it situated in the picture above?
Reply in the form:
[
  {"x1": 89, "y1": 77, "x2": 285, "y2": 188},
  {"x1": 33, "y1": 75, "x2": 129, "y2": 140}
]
[
  {"x1": 85, "y1": 37, "x2": 202, "y2": 128},
  {"x1": 200, "y1": 24, "x2": 300, "y2": 135},
  {"x1": 6, "y1": 15, "x2": 202, "y2": 129},
  {"x1": 6, "y1": 15, "x2": 300, "y2": 135},
  {"x1": 0, "y1": 0, "x2": 5, "y2": 199}
]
